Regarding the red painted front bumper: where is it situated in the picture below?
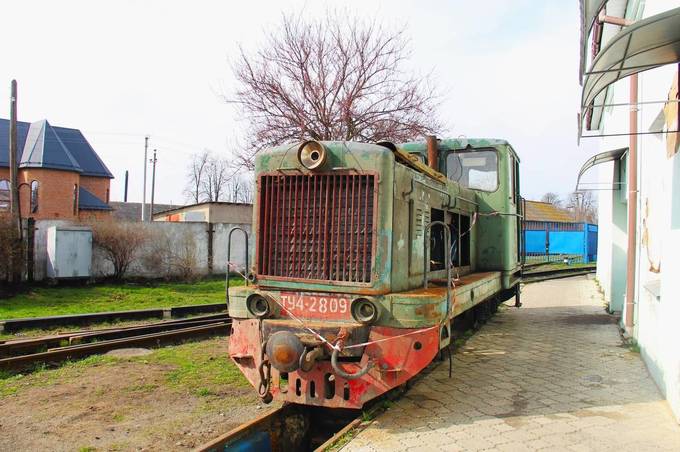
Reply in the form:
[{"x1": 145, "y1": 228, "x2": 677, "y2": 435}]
[{"x1": 229, "y1": 319, "x2": 439, "y2": 409}]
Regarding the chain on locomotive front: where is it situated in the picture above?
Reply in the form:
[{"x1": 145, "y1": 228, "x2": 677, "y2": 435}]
[{"x1": 228, "y1": 137, "x2": 522, "y2": 409}]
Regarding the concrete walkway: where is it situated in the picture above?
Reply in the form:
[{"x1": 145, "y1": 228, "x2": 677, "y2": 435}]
[{"x1": 343, "y1": 276, "x2": 680, "y2": 451}]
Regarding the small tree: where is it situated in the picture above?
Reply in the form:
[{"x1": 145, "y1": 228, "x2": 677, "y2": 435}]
[
  {"x1": 90, "y1": 222, "x2": 148, "y2": 280},
  {"x1": 567, "y1": 191, "x2": 598, "y2": 223},
  {"x1": 185, "y1": 150, "x2": 210, "y2": 204},
  {"x1": 540, "y1": 192, "x2": 562, "y2": 207},
  {"x1": 228, "y1": 11, "x2": 442, "y2": 169},
  {"x1": 202, "y1": 155, "x2": 229, "y2": 202}
]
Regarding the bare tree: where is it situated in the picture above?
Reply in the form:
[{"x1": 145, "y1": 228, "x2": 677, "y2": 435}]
[
  {"x1": 540, "y1": 192, "x2": 562, "y2": 207},
  {"x1": 228, "y1": 11, "x2": 443, "y2": 169},
  {"x1": 567, "y1": 191, "x2": 598, "y2": 223},
  {"x1": 224, "y1": 175, "x2": 254, "y2": 203},
  {"x1": 185, "y1": 150, "x2": 210, "y2": 204},
  {"x1": 202, "y1": 155, "x2": 229, "y2": 202}
]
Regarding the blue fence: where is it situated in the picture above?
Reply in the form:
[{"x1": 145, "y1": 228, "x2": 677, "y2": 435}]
[{"x1": 523, "y1": 221, "x2": 598, "y2": 264}]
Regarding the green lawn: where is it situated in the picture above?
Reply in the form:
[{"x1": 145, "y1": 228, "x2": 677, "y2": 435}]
[
  {"x1": 0, "y1": 278, "x2": 241, "y2": 320},
  {"x1": 0, "y1": 337, "x2": 249, "y2": 398}
]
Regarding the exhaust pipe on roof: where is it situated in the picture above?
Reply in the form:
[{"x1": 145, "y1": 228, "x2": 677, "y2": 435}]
[{"x1": 426, "y1": 135, "x2": 438, "y2": 171}]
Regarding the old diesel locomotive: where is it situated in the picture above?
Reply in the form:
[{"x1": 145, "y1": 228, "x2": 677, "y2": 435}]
[{"x1": 228, "y1": 136, "x2": 522, "y2": 409}]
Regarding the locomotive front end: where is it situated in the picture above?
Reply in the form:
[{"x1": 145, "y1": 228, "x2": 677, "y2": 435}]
[{"x1": 228, "y1": 140, "x2": 443, "y2": 409}]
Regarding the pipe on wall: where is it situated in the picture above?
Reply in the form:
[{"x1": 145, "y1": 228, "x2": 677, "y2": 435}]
[{"x1": 625, "y1": 73, "x2": 638, "y2": 331}]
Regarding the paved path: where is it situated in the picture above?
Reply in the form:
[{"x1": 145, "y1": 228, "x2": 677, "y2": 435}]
[{"x1": 343, "y1": 275, "x2": 680, "y2": 451}]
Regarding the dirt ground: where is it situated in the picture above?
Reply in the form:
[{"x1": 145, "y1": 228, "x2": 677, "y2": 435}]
[{"x1": 0, "y1": 337, "x2": 279, "y2": 451}]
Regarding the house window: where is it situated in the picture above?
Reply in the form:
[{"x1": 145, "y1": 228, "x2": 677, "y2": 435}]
[
  {"x1": 73, "y1": 184, "x2": 79, "y2": 215},
  {"x1": 0, "y1": 179, "x2": 9, "y2": 210},
  {"x1": 106, "y1": 188, "x2": 110, "y2": 203},
  {"x1": 30, "y1": 180, "x2": 39, "y2": 213}
]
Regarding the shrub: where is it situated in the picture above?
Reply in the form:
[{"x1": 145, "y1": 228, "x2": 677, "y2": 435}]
[
  {"x1": 0, "y1": 214, "x2": 22, "y2": 283},
  {"x1": 88, "y1": 221, "x2": 149, "y2": 280},
  {"x1": 142, "y1": 228, "x2": 199, "y2": 282}
]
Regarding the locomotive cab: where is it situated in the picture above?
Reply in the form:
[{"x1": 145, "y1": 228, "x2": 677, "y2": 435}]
[{"x1": 228, "y1": 137, "x2": 522, "y2": 408}]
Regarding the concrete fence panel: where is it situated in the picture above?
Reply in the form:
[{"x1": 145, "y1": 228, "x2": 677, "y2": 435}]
[{"x1": 31, "y1": 220, "x2": 253, "y2": 281}]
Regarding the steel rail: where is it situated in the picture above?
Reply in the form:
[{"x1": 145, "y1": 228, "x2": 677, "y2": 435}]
[
  {"x1": 0, "y1": 322, "x2": 231, "y2": 371},
  {"x1": 0, "y1": 314, "x2": 230, "y2": 357},
  {"x1": 192, "y1": 405, "x2": 292, "y2": 452}
]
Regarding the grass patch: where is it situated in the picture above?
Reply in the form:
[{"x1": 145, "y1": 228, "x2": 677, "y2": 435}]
[
  {"x1": 139, "y1": 340, "x2": 249, "y2": 394},
  {"x1": 0, "y1": 338, "x2": 247, "y2": 400},
  {"x1": 0, "y1": 277, "x2": 242, "y2": 320},
  {"x1": 524, "y1": 262, "x2": 595, "y2": 274}
]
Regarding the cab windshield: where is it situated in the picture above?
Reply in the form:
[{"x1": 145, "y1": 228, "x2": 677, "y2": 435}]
[{"x1": 446, "y1": 149, "x2": 498, "y2": 192}]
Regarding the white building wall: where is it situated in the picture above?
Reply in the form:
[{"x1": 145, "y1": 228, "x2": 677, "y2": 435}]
[
  {"x1": 592, "y1": 50, "x2": 680, "y2": 421},
  {"x1": 588, "y1": 0, "x2": 680, "y2": 420},
  {"x1": 596, "y1": 161, "x2": 613, "y2": 303}
]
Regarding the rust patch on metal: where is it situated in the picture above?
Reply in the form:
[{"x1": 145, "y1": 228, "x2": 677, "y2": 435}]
[{"x1": 414, "y1": 303, "x2": 440, "y2": 319}]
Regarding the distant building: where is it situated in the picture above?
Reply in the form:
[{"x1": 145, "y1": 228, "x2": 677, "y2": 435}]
[
  {"x1": 523, "y1": 200, "x2": 597, "y2": 264},
  {"x1": 153, "y1": 202, "x2": 252, "y2": 224},
  {"x1": 523, "y1": 200, "x2": 574, "y2": 225},
  {"x1": 109, "y1": 201, "x2": 182, "y2": 222},
  {"x1": 0, "y1": 118, "x2": 112, "y2": 219}
]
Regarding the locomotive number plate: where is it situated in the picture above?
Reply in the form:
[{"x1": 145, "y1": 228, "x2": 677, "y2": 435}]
[{"x1": 279, "y1": 293, "x2": 351, "y2": 320}]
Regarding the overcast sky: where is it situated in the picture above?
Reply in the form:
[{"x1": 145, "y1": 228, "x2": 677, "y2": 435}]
[{"x1": 1, "y1": 0, "x2": 598, "y2": 205}]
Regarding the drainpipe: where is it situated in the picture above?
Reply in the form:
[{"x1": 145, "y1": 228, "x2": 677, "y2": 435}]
[
  {"x1": 625, "y1": 73, "x2": 638, "y2": 331},
  {"x1": 426, "y1": 135, "x2": 438, "y2": 171}
]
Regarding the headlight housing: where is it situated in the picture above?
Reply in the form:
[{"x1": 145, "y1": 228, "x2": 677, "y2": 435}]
[
  {"x1": 351, "y1": 298, "x2": 379, "y2": 324},
  {"x1": 297, "y1": 140, "x2": 328, "y2": 170},
  {"x1": 246, "y1": 294, "x2": 271, "y2": 318}
]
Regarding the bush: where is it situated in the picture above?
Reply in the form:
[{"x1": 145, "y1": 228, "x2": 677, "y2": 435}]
[
  {"x1": 0, "y1": 214, "x2": 22, "y2": 283},
  {"x1": 88, "y1": 221, "x2": 149, "y2": 280},
  {"x1": 142, "y1": 228, "x2": 199, "y2": 282}
]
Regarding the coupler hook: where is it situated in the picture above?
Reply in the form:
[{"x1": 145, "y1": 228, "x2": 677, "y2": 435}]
[
  {"x1": 257, "y1": 341, "x2": 273, "y2": 403},
  {"x1": 331, "y1": 340, "x2": 373, "y2": 380}
]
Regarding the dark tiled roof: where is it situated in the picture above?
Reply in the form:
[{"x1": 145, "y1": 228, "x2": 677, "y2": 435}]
[
  {"x1": 21, "y1": 120, "x2": 82, "y2": 172},
  {"x1": 0, "y1": 120, "x2": 29, "y2": 167},
  {"x1": 109, "y1": 201, "x2": 181, "y2": 222},
  {"x1": 524, "y1": 201, "x2": 575, "y2": 223},
  {"x1": 52, "y1": 126, "x2": 113, "y2": 177},
  {"x1": 78, "y1": 187, "x2": 112, "y2": 211},
  {"x1": 0, "y1": 118, "x2": 113, "y2": 178}
]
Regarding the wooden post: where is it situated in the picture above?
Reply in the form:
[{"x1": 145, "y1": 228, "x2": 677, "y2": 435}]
[{"x1": 9, "y1": 80, "x2": 20, "y2": 236}]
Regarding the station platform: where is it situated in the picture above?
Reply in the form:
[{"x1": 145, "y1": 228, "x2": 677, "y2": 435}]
[{"x1": 343, "y1": 276, "x2": 680, "y2": 451}]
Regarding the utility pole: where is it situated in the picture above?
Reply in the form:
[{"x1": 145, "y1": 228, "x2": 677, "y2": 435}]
[
  {"x1": 123, "y1": 170, "x2": 129, "y2": 202},
  {"x1": 9, "y1": 80, "x2": 20, "y2": 235},
  {"x1": 141, "y1": 136, "x2": 149, "y2": 221},
  {"x1": 149, "y1": 149, "x2": 157, "y2": 222}
]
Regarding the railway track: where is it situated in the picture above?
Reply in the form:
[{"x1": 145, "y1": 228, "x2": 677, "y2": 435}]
[
  {"x1": 0, "y1": 313, "x2": 231, "y2": 371},
  {"x1": 522, "y1": 265, "x2": 596, "y2": 283},
  {"x1": 194, "y1": 385, "x2": 406, "y2": 452}
]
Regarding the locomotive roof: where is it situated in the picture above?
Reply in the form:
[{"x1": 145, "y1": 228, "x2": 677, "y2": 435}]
[
  {"x1": 399, "y1": 138, "x2": 520, "y2": 162},
  {"x1": 262, "y1": 138, "x2": 520, "y2": 162}
]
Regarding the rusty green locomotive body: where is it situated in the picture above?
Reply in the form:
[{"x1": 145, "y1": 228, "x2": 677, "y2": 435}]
[{"x1": 229, "y1": 138, "x2": 522, "y2": 408}]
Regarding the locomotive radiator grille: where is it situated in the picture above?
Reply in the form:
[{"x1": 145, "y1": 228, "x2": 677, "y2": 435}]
[{"x1": 257, "y1": 173, "x2": 375, "y2": 283}]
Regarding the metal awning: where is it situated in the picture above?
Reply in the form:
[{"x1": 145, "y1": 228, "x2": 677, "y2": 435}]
[
  {"x1": 575, "y1": 147, "x2": 628, "y2": 191},
  {"x1": 582, "y1": 7, "x2": 680, "y2": 114},
  {"x1": 579, "y1": 0, "x2": 607, "y2": 81}
]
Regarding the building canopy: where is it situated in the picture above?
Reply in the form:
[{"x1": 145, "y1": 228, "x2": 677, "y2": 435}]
[
  {"x1": 575, "y1": 147, "x2": 628, "y2": 191},
  {"x1": 580, "y1": 7, "x2": 680, "y2": 135}
]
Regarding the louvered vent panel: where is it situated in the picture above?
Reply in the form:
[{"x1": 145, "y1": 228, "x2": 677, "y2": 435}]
[{"x1": 258, "y1": 173, "x2": 375, "y2": 283}]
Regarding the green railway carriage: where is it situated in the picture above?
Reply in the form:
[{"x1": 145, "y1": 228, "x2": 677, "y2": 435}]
[{"x1": 228, "y1": 136, "x2": 522, "y2": 409}]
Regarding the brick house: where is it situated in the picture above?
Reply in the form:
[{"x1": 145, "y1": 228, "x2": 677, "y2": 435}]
[{"x1": 0, "y1": 118, "x2": 113, "y2": 219}]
